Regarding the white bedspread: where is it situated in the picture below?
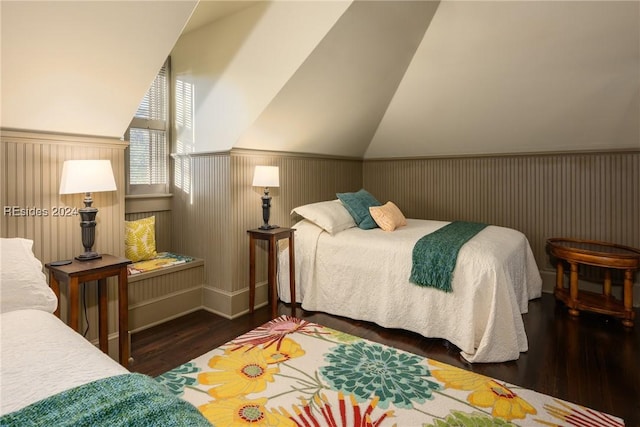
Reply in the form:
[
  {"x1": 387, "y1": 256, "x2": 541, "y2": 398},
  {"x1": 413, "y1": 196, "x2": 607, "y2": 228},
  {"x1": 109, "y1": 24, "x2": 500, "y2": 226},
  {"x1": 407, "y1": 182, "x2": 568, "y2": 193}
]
[
  {"x1": 0, "y1": 309, "x2": 128, "y2": 414},
  {"x1": 278, "y1": 219, "x2": 542, "y2": 363}
]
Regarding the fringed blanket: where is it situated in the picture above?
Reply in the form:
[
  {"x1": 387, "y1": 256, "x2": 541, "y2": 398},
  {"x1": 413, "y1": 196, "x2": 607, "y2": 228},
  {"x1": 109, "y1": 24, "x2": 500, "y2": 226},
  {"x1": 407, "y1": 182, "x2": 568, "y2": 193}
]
[
  {"x1": 0, "y1": 373, "x2": 211, "y2": 427},
  {"x1": 410, "y1": 221, "x2": 488, "y2": 292}
]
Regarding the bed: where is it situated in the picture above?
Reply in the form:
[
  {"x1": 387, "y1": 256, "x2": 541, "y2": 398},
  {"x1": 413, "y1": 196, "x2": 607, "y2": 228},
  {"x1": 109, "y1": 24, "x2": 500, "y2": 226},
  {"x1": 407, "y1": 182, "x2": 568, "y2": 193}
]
[
  {"x1": 0, "y1": 237, "x2": 211, "y2": 426},
  {"x1": 277, "y1": 196, "x2": 543, "y2": 363}
]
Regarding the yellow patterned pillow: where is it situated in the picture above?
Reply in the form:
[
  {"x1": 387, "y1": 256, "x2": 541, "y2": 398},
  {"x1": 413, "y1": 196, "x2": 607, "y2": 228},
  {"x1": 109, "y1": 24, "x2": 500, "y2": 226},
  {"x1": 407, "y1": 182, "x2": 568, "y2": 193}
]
[
  {"x1": 125, "y1": 216, "x2": 157, "y2": 262},
  {"x1": 369, "y1": 201, "x2": 407, "y2": 232}
]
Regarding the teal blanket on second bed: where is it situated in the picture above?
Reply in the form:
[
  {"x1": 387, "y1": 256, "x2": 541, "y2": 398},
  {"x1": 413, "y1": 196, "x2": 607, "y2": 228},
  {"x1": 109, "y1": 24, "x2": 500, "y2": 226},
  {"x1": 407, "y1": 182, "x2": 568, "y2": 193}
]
[
  {"x1": 0, "y1": 373, "x2": 212, "y2": 427},
  {"x1": 410, "y1": 221, "x2": 488, "y2": 292}
]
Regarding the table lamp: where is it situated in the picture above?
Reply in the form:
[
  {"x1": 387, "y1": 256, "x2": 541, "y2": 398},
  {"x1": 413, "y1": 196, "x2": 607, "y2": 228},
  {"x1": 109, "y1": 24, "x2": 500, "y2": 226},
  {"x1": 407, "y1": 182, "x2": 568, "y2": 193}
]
[
  {"x1": 59, "y1": 160, "x2": 117, "y2": 261},
  {"x1": 252, "y1": 165, "x2": 279, "y2": 230}
]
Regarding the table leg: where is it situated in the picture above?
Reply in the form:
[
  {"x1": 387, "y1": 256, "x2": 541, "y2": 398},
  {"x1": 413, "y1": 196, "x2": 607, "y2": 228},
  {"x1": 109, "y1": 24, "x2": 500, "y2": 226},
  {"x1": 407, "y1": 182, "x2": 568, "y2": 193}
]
[
  {"x1": 622, "y1": 269, "x2": 634, "y2": 328},
  {"x1": 49, "y1": 272, "x2": 61, "y2": 318},
  {"x1": 555, "y1": 261, "x2": 564, "y2": 291},
  {"x1": 118, "y1": 267, "x2": 129, "y2": 368},
  {"x1": 69, "y1": 277, "x2": 80, "y2": 331},
  {"x1": 98, "y1": 278, "x2": 108, "y2": 354},
  {"x1": 249, "y1": 235, "x2": 256, "y2": 313},
  {"x1": 568, "y1": 262, "x2": 579, "y2": 316},
  {"x1": 289, "y1": 234, "x2": 296, "y2": 316},
  {"x1": 268, "y1": 236, "x2": 277, "y2": 319},
  {"x1": 603, "y1": 269, "x2": 612, "y2": 297}
]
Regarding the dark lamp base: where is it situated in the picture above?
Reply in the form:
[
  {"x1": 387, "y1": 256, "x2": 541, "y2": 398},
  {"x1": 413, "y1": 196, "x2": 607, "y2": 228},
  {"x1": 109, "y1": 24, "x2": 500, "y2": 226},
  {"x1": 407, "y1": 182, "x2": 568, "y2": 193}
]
[
  {"x1": 259, "y1": 224, "x2": 279, "y2": 230},
  {"x1": 75, "y1": 251, "x2": 102, "y2": 261}
]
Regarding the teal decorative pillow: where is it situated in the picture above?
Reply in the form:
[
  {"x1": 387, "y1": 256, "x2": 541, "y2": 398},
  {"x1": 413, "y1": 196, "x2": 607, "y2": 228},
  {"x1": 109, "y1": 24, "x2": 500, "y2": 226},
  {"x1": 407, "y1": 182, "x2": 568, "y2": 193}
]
[{"x1": 336, "y1": 189, "x2": 382, "y2": 230}]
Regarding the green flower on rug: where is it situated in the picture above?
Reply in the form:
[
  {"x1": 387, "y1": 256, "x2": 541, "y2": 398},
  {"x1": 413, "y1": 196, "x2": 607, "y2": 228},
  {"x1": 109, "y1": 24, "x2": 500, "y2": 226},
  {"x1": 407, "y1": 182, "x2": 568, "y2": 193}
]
[
  {"x1": 424, "y1": 410, "x2": 517, "y2": 426},
  {"x1": 319, "y1": 341, "x2": 441, "y2": 409},
  {"x1": 155, "y1": 362, "x2": 200, "y2": 396}
]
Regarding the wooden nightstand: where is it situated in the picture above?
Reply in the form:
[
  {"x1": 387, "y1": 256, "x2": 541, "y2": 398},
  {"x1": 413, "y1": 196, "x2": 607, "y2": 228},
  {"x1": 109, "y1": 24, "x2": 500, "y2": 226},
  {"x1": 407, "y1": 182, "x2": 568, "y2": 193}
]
[
  {"x1": 45, "y1": 255, "x2": 132, "y2": 367},
  {"x1": 248, "y1": 227, "x2": 296, "y2": 319}
]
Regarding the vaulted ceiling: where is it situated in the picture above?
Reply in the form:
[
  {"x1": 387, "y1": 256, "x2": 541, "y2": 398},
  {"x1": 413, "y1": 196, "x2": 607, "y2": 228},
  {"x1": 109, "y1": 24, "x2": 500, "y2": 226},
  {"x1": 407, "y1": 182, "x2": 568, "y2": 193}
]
[
  {"x1": 1, "y1": 0, "x2": 197, "y2": 137},
  {"x1": 2, "y1": 1, "x2": 638, "y2": 157}
]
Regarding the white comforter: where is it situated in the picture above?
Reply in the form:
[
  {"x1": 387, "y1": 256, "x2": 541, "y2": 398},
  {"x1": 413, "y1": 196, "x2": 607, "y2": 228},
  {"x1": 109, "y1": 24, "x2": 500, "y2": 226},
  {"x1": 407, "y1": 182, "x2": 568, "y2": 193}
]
[
  {"x1": 0, "y1": 309, "x2": 128, "y2": 414},
  {"x1": 278, "y1": 219, "x2": 542, "y2": 363}
]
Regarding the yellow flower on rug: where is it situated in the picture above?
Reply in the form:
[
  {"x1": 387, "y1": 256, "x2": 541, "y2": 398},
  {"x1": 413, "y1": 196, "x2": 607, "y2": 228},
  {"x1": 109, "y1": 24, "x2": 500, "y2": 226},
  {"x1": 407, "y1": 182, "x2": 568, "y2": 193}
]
[
  {"x1": 199, "y1": 396, "x2": 295, "y2": 426},
  {"x1": 429, "y1": 360, "x2": 536, "y2": 420},
  {"x1": 467, "y1": 380, "x2": 536, "y2": 420},
  {"x1": 261, "y1": 338, "x2": 305, "y2": 364},
  {"x1": 198, "y1": 346, "x2": 278, "y2": 398}
]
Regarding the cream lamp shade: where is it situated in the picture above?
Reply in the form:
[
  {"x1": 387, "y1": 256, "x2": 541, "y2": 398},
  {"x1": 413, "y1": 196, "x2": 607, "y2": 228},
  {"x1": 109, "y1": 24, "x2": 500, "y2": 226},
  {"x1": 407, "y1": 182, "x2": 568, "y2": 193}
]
[
  {"x1": 252, "y1": 165, "x2": 280, "y2": 188},
  {"x1": 59, "y1": 160, "x2": 117, "y2": 194}
]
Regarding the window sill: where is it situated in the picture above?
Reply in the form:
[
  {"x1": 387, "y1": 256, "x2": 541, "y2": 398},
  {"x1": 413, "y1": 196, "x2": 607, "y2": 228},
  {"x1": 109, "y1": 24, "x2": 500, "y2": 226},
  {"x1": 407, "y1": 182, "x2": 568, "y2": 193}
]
[{"x1": 125, "y1": 194, "x2": 172, "y2": 214}]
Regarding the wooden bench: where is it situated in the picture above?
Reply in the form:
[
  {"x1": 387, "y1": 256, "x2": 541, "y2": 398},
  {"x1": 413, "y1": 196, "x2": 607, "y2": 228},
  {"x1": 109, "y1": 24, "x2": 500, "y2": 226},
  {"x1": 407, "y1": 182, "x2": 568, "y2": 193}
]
[{"x1": 127, "y1": 257, "x2": 205, "y2": 332}]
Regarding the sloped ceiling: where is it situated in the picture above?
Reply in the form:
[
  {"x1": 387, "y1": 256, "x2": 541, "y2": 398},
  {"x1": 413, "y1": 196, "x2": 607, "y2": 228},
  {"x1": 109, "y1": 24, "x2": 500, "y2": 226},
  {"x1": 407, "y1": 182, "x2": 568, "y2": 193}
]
[
  {"x1": 176, "y1": 0, "x2": 638, "y2": 158},
  {"x1": 0, "y1": 0, "x2": 197, "y2": 138},
  {"x1": 2, "y1": 0, "x2": 638, "y2": 157},
  {"x1": 236, "y1": 0, "x2": 439, "y2": 157},
  {"x1": 365, "y1": 0, "x2": 640, "y2": 158},
  {"x1": 171, "y1": 0, "x2": 353, "y2": 154}
]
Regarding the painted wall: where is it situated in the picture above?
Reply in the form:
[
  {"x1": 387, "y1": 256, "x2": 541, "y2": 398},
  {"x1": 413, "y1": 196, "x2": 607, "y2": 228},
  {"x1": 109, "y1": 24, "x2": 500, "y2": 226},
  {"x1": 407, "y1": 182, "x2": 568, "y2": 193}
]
[{"x1": 1, "y1": 1, "x2": 196, "y2": 138}]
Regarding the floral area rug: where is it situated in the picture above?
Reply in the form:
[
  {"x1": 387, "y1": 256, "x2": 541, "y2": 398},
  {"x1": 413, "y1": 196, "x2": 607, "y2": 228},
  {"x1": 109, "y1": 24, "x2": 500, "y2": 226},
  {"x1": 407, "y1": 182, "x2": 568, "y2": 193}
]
[{"x1": 155, "y1": 316, "x2": 624, "y2": 427}]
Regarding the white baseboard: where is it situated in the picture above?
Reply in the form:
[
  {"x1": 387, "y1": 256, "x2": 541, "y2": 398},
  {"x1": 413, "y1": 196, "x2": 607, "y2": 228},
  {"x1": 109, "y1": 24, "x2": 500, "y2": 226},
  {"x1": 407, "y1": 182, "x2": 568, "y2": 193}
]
[{"x1": 203, "y1": 281, "x2": 269, "y2": 319}]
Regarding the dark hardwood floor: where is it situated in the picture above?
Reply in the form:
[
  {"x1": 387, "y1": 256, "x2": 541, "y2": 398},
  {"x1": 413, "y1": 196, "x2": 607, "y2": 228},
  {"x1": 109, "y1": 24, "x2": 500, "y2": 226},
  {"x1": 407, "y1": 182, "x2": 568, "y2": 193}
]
[{"x1": 129, "y1": 293, "x2": 640, "y2": 426}]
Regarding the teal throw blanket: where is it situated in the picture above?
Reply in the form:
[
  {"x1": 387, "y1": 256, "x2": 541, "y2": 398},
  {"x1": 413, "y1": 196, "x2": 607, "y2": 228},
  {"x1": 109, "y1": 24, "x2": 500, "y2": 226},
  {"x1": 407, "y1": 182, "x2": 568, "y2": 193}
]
[
  {"x1": 0, "y1": 373, "x2": 212, "y2": 427},
  {"x1": 410, "y1": 221, "x2": 488, "y2": 292}
]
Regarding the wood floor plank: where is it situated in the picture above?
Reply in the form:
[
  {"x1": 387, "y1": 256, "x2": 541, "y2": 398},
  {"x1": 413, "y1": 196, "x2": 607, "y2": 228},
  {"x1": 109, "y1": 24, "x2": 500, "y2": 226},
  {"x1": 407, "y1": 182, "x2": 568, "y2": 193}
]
[{"x1": 129, "y1": 293, "x2": 640, "y2": 426}]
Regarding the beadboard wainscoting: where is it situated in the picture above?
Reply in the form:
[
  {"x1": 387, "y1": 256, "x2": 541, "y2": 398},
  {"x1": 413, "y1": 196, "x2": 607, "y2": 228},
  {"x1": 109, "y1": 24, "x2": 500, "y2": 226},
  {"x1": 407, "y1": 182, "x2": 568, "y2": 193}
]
[
  {"x1": 1, "y1": 129, "x2": 128, "y2": 353},
  {"x1": 364, "y1": 151, "x2": 640, "y2": 304}
]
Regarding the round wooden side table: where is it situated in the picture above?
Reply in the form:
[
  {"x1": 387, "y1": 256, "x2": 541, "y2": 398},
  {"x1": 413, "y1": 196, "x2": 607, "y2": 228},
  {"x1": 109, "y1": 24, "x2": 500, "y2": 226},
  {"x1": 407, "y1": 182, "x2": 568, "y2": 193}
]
[{"x1": 547, "y1": 238, "x2": 640, "y2": 327}]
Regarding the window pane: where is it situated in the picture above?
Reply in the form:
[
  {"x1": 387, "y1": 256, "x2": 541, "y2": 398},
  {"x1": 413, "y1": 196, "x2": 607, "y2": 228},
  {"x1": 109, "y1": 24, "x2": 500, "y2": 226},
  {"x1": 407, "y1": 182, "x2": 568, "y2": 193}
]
[
  {"x1": 135, "y1": 63, "x2": 167, "y2": 121},
  {"x1": 129, "y1": 128, "x2": 167, "y2": 185}
]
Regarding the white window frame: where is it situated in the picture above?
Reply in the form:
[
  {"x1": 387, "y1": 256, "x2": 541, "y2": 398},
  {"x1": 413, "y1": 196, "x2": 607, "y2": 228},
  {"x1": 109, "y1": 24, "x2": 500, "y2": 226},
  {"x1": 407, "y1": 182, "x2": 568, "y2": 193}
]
[{"x1": 125, "y1": 58, "x2": 170, "y2": 195}]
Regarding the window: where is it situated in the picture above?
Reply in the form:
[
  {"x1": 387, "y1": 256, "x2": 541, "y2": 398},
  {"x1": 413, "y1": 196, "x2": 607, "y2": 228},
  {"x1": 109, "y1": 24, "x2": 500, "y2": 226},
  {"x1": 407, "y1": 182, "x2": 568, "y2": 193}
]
[{"x1": 126, "y1": 58, "x2": 170, "y2": 195}]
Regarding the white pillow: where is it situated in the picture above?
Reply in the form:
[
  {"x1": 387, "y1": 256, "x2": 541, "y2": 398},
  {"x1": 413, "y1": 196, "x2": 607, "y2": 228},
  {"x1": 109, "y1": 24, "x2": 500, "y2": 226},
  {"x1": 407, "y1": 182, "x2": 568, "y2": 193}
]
[
  {"x1": 291, "y1": 200, "x2": 356, "y2": 235},
  {"x1": 1, "y1": 238, "x2": 58, "y2": 313}
]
